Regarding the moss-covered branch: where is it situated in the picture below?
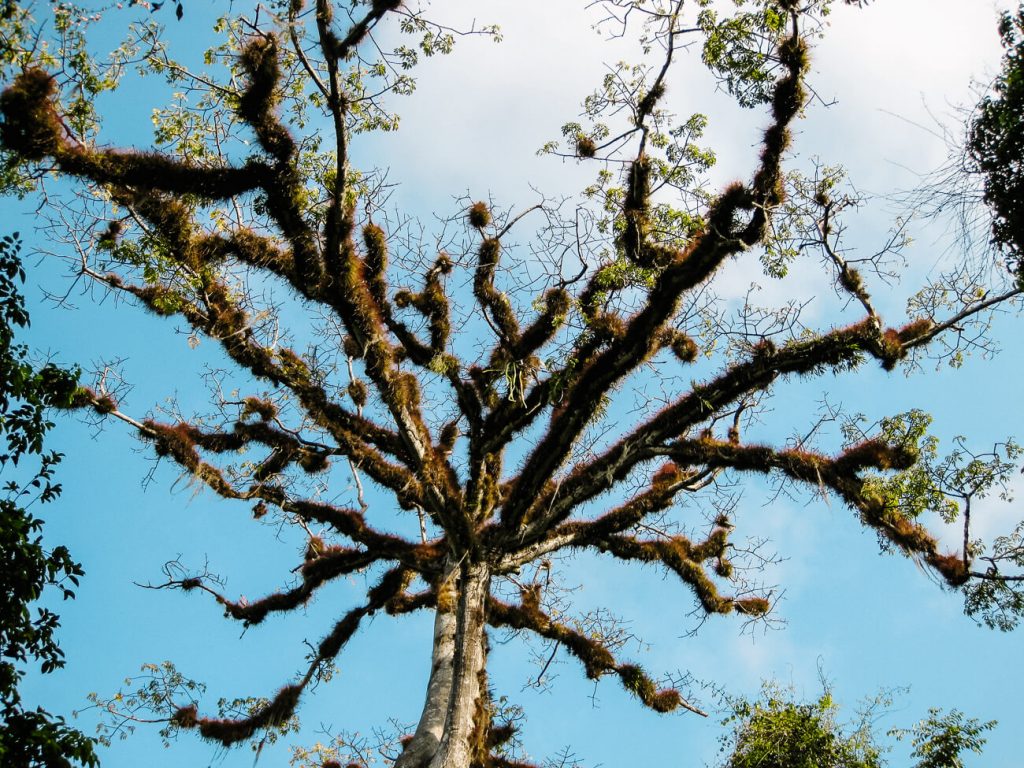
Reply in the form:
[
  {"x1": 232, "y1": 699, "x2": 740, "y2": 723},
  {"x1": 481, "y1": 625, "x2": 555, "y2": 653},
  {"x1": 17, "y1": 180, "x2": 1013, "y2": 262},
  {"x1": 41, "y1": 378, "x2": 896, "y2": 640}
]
[{"x1": 487, "y1": 590, "x2": 704, "y2": 715}]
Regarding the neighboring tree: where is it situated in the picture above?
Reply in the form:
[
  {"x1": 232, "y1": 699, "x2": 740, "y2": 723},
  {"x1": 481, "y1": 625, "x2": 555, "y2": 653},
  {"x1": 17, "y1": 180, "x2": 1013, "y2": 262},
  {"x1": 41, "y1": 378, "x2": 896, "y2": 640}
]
[
  {"x1": 969, "y1": 7, "x2": 1024, "y2": 270},
  {"x1": 0, "y1": 231, "x2": 95, "y2": 767},
  {"x1": 0, "y1": 1, "x2": 1021, "y2": 767},
  {"x1": 719, "y1": 683, "x2": 995, "y2": 768},
  {"x1": 719, "y1": 685, "x2": 882, "y2": 768},
  {"x1": 889, "y1": 709, "x2": 996, "y2": 768}
]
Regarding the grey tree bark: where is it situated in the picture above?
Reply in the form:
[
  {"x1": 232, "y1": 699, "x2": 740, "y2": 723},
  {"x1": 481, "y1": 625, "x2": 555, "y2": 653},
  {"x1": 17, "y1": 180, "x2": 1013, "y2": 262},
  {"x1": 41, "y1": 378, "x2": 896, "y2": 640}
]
[{"x1": 395, "y1": 561, "x2": 491, "y2": 768}]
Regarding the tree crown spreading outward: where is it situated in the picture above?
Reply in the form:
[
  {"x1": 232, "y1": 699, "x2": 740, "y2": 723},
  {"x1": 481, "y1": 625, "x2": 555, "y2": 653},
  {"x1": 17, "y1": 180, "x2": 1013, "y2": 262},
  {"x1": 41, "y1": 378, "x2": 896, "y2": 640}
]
[{"x1": 1, "y1": 0, "x2": 1022, "y2": 766}]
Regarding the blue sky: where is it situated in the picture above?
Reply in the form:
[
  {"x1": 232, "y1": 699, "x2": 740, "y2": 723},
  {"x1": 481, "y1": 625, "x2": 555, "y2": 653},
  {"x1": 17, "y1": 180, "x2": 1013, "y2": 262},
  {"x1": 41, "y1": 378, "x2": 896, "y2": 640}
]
[{"x1": 10, "y1": 0, "x2": 1024, "y2": 766}]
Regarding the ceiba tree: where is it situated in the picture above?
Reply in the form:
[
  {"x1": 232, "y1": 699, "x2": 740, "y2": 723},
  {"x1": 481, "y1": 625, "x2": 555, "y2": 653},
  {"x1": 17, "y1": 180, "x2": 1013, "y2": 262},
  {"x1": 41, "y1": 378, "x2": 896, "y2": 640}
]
[{"x1": 1, "y1": 0, "x2": 1022, "y2": 766}]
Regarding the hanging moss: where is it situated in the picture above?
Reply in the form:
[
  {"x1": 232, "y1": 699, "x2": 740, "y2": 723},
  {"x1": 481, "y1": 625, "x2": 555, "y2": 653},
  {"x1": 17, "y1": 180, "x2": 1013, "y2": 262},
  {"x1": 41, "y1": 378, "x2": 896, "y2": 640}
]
[{"x1": 196, "y1": 684, "x2": 302, "y2": 746}]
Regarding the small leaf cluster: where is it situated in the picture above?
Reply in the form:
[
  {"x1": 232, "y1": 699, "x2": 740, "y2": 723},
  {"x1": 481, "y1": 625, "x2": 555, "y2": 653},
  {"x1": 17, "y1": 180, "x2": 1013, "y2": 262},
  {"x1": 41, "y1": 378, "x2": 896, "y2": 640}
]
[
  {"x1": 699, "y1": 2, "x2": 790, "y2": 109},
  {"x1": 964, "y1": 519, "x2": 1024, "y2": 631}
]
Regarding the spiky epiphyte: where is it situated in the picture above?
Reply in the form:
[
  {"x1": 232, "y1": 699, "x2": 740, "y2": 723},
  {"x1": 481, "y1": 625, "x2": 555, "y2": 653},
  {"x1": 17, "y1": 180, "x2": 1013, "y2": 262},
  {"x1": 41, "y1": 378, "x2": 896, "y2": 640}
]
[
  {"x1": 0, "y1": 69, "x2": 65, "y2": 160},
  {"x1": 896, "y1": 317, "x2": 933, "y2": 344},
  {"x1": 347, "y1": 378, "x2": 368, "y2": 408},
  {"x1": 733, "y1": 597, "x2": 771, "y2": 616},
  {"x1": 468, "y1": 201, "x2": 492, "y2": 229},
  {"x1": 172, "y1": 704, "x2": 199, "y2": 729},
  {"x1": 637, "y1": 81, "x2": 666, "y2": 116},
  {"x1": 576, "y1": 135, "x2": 597, "y2": 158},
  {"x1": 669, "y1": 332, "x2": 698, "y2": 363},
  {"x1": 651, "y1": 461, "x2": 682, "y2": 489}
]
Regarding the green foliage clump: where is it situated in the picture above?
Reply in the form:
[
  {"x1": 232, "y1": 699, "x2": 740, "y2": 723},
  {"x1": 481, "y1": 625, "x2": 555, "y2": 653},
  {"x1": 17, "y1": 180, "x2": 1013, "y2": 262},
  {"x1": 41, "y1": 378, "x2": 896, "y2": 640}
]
[
  {"x1": 852, "y1": 410, "x2": 958, "y2": 523},
  {"x1": 969, "y1": 8, "x2": 1024, "y2": 278},
  {"x1": 720, "y1": 684, "x2": 882, "y2": 768},
  {"x1": 1, "y1": 232, "x2": 95, "y2": 767},
  {"x1": 720, "y1": 683, "x2": 995, "y2": 768},
  {"x1": 890, "y1": 708, "x2": 995, "y2": 768},
  {"x1": 846, "y1": 409, "x2": 1024, "y2": 628},
  {"x1": 699, "y1": 2, "x2": 790, "y2": 108},
  {"x1": 963, "y1": 519, "x2": 1024, "y2": 631}
]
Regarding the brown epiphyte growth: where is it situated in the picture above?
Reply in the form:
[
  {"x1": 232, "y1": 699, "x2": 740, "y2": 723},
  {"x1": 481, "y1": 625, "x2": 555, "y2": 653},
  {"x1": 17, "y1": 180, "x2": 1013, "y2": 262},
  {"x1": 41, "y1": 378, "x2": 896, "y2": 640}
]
[
  {"x1": 637, "y1": 81, "x2": 666, "y2": 117},
  {"x1": 468, "y1": 201, "x2": 492, "y2": 229},
  {"x1": 576, "y1": 135, "x2": 597, "y2": 158},
  {"x1": 0, "y1": 69, "x2": 65, "y2": 160},
  {"x1": 172, "y1": 704, "x2": 199, "y2": 729}
]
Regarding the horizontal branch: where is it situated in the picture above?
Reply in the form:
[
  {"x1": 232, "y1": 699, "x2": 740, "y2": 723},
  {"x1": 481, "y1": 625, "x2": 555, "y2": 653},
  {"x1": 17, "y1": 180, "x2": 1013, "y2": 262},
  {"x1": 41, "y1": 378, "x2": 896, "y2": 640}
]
[
  {"x1": 176, "y1": 546, "x2": 381, "y2": 626},
  {"x1": 660, "y1": 436, "x2": 970, "y2": 586},
  {"x1": 598, "y1": 532, "x2": 767, "y2": 618},
  {"x1": 487, "y1": 591, "x2": 704, "y2": 715},
  {"x1": 174, "y1": 565, "x2": 413, "y2": 747},
  {"x1": 516, "y1": 317, "x2": 907, "y2": 543}
]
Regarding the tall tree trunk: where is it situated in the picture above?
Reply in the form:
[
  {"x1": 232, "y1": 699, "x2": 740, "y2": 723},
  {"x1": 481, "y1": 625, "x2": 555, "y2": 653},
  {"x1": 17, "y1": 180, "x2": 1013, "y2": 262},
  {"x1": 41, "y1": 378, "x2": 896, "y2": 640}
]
[{"x1": 396, "y1": 560, "x2": 491, "y2": 768}]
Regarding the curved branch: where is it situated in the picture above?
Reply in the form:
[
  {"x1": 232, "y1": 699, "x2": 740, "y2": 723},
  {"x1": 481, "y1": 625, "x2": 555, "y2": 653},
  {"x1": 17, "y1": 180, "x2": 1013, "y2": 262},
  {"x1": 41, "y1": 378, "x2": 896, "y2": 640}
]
[
  {"x1": 487, "y1": 592, "x2": 704, "y2": 715},
  {"x1": 174, "y1": 566, "x2": 413, "y2": 747}
]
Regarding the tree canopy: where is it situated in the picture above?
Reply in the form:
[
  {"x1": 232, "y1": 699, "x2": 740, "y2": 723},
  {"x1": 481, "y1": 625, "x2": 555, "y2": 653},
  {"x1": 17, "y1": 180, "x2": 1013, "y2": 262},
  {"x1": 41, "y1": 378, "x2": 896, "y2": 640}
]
[
  {"x1": 719, "y1": 683, "x2": 995, "y2": 768},
  {"x1": 970, "y1": 6, "x2": 1024, "y2": 269},
  {"x1": 0, "y1": 1, "x2": 1021, "y2": 767}
]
